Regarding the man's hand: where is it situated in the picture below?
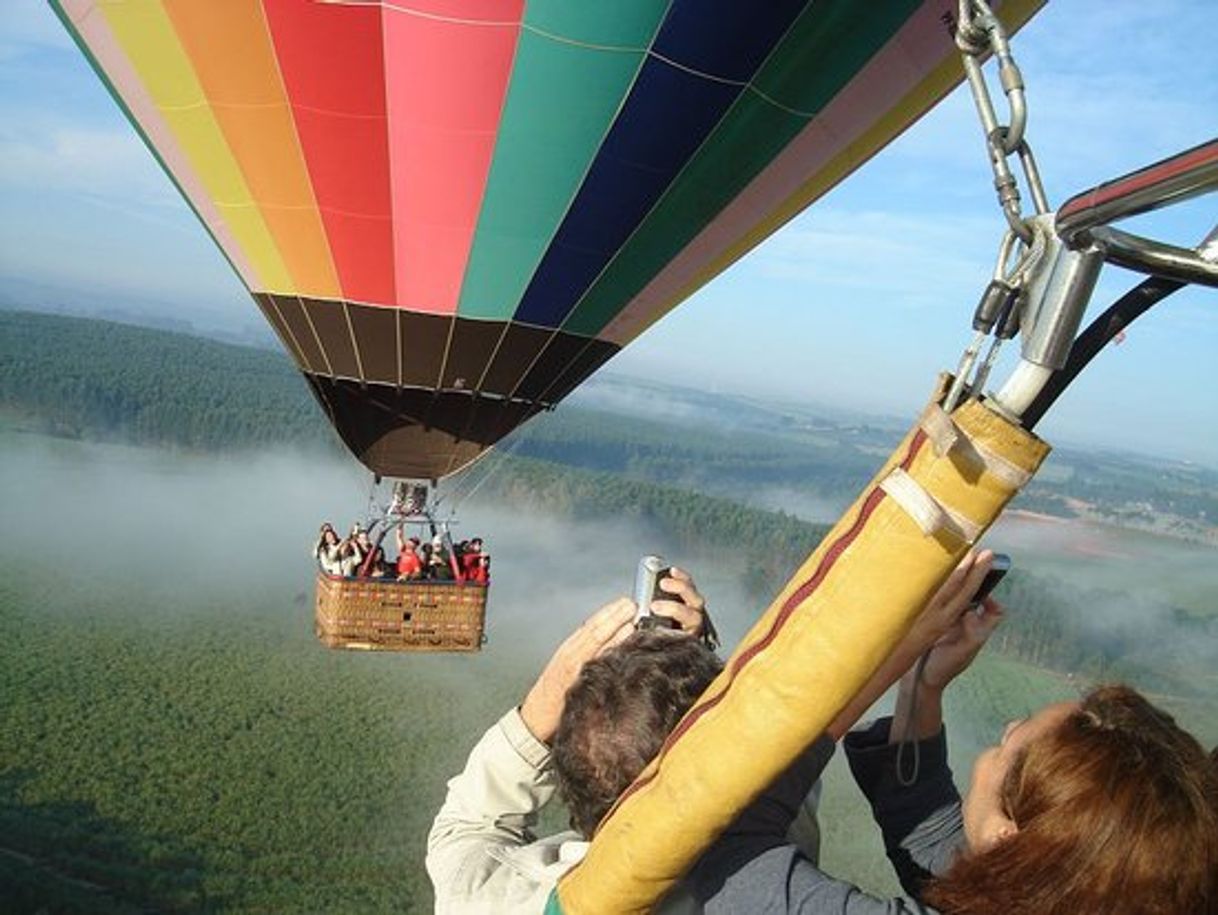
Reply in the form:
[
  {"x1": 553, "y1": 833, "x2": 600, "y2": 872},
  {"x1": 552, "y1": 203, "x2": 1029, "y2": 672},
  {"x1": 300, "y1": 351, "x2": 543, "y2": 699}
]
[
  {"x1": 650, "y1": 567, "x2": 707, "y2": 636},
  {"x1": 519, "y1": 598, "x2": 635, "y2": 744}
]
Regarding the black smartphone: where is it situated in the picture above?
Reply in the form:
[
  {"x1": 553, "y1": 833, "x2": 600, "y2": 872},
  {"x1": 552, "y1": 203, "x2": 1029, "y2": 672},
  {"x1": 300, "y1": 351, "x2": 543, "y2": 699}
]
[{"x1": 970, "y1": 553, "x2": 1012, "y2": 610}]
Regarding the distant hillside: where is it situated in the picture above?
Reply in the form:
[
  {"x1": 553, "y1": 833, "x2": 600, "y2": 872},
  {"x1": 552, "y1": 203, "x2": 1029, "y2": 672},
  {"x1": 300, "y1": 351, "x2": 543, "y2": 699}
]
[
  {"x1": 5, "y1": 308, "x2": 1215, "y2": 542},
  {"x1": 0, "y1": 309, "x2": 330, "y2": 453},
  {"x1": 0, "y1": 309, "x2": 832, "y2": 590}
]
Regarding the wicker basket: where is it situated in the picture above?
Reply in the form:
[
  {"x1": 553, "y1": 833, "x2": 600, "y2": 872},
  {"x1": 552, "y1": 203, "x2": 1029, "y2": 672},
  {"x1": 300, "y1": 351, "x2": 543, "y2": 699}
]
[{"x1": 315, "y1": 572, "x2": 487, "y2": 652}]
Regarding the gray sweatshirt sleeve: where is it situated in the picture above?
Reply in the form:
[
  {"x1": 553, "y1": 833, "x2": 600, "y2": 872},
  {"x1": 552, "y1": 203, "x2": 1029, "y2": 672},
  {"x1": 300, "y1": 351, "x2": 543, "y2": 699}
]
[
  {"x1": 690, "y1": 722, "x2": 959, "y2": 914},
  {"x1": 844, "y1": 719, "x2": 963, "y2": 896}
]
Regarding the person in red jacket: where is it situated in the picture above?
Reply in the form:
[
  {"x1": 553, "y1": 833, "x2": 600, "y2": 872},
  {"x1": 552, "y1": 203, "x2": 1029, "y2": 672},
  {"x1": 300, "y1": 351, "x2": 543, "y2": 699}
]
[
  {"x1": 468, "y1": 553, "x2": 490, "y2": 585},
  {"x1": 460, "y1": 537, "x2": 485, "y2": 579},
  {"x1": 395, "y1": 527, "x2": 423, "y2": 581}
]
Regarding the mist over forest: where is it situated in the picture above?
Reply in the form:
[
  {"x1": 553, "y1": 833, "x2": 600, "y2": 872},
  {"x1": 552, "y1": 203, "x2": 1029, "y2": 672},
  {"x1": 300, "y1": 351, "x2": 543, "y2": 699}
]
[
  {"x1": 1, "y1": 311, "x2": 1215, "y2": 911},
  {"x1": 0, "y1": 433, "x2": 802, "y2": 912}
]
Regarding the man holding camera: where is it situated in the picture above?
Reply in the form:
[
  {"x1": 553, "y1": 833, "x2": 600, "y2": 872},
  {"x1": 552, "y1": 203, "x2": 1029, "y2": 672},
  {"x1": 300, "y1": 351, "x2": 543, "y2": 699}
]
[
  {"x1": 426, "y1": 555, "x2": 997, "y2": 914},
  {"x1": 425, "y1": 569, "x2": 715, "y2": 914}
]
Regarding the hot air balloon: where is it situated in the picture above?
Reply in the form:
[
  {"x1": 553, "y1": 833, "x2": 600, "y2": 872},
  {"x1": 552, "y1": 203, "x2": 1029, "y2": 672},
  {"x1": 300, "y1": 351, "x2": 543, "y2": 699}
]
[
  {"x1": 50, "y1": 0, "x2": 1218, "y2": 897},
  {"x1": 48, "y1": 0, "x2": 1041, "y2": 482}
]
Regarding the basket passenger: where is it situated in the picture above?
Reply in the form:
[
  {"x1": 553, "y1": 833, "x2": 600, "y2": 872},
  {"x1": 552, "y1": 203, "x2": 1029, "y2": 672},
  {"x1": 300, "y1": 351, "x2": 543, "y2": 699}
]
[
  {"x1": 337, "y1": 526, "x2": 367, "y2": 578},
  {"x1": 429, "y1": 535, "x2": 455, "y2": 581},
  {"x1": 313, "y1": 523, "x2": 342, "y2": 576},
  {"x1": 362, "y1": 544, "x2": 391, "y2": 579},
  {"x1": 459, "y1": 537, "x2": 485, "y2": 579},
  {"x1": 395, "y1": 527, "x2": 424, "y2": 581},
  {"x1": 468, "y1": 553, "x2": 490, "y2": 586}
]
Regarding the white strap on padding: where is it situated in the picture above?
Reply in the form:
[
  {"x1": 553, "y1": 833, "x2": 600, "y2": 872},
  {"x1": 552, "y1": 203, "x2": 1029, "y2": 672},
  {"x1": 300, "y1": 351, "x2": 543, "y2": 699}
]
[
  {"x1": 922, "y1": 401, "x2": 1033, "y2": 489},
  {"x1": 954, "y1": 434, "x2": 1033, "y2": 489},
  {"x1": 880, "y1": 468, "x2": 983, "y2": 544},
  {"x1": 919, "y1": 403, "x2": 959, "y2": 457},
  {"x1": 940, "y1": 501, "x2": 984, "y2": 544}
]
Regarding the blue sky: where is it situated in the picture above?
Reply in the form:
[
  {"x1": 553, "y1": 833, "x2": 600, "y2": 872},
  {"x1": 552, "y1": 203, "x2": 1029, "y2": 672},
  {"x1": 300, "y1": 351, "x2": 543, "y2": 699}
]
[{"x1": 1, "y1": 1, "x2": 1215, "y2": 464}]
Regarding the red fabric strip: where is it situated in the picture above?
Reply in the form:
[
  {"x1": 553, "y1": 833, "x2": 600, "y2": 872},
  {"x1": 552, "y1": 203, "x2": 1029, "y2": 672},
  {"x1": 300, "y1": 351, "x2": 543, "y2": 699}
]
[
  {"x1": 262, "y1": 0, "x2": 395, "y2": 306},
  {"x1": 601, "y1": 428, "x2": 929, "y2": 828}
]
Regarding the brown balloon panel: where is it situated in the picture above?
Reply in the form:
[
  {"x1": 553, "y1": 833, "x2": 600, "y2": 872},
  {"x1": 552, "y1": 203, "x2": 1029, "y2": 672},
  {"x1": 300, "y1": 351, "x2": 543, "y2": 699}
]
[
  {"x1": 257, "y1": 295, "x2": 620, "y2": 477},
  {"x1": 303, "y1": 378, "x2": 514, "y2": 479},
  {"x1": 297, "y1": 352, "x2": 617, "y2": 480}
]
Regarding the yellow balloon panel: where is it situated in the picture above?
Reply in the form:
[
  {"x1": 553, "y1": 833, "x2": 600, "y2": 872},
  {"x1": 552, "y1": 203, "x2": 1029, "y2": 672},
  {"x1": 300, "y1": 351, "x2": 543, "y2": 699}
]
[
  {"x1": 162, "y1": 0, "x2": 340, "y2": 298},
  {"x1": 99, "y1": 0, "x2": 293, "y2": 293}
]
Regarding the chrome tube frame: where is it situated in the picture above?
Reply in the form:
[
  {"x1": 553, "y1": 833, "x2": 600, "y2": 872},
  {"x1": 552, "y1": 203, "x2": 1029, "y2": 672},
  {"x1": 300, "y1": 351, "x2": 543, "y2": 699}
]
[
  {"x1": 1055, "y1": 139, "x2": 1218, "y2": 285},
  {"x1": 1089, "y1": 226, "x2": 1218, "y2": 288}
]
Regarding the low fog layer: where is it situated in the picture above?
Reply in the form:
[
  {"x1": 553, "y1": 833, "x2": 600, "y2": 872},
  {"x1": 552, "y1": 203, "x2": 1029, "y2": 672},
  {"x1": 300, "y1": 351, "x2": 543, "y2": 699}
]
[
  {"x1": 0, "y1": 432, "x2": 764, "y2": 659},
  {"x1": 3, "y1": 429, "x2": 1214, "y2": 905},
  {"x1": 3, "y1": 429, "x2": 1214, "y2": 713}
]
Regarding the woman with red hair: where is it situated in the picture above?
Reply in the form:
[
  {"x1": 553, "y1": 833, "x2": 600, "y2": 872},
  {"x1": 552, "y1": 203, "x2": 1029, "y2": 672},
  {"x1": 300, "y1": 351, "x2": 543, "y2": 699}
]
[
  {"x1": 921, "y1": 683, "x2": 1217, "y2": 914},
  {"x1": 691, "y1": 605, "x2": 1218, "y2": 914}
]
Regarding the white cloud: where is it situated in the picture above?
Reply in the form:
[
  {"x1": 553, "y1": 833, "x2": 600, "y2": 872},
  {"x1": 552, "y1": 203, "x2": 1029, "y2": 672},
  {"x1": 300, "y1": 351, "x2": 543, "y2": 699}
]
[
  {"x1": 747, "y1": 208, "x2": 1001, "y2": 306},
  {"x1": 0, "y1": 122, "x2": 178, "y2": 207}
]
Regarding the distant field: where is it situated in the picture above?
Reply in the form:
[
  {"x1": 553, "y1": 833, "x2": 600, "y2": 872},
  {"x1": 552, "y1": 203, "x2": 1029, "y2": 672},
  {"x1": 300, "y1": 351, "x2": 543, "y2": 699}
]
[{"x1": 990, "y1": 512, "x2": 1218, "y2": 617}]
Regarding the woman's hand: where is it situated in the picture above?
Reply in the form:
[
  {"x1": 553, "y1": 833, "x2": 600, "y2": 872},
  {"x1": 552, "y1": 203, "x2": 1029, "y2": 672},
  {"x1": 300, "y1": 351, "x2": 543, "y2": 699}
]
[
  {"x1": 889, "y1": 557, "x2": 1007, "y2": 744},
  {"x1": 901, "y1": 549, "x2": 995, "y2": 659},
  {"x1": 831, "y1": 550, "x2": 999, "y2": 740},
  {"x1": 917, "y1": 596, "x2": 1004, "y2": 691}
]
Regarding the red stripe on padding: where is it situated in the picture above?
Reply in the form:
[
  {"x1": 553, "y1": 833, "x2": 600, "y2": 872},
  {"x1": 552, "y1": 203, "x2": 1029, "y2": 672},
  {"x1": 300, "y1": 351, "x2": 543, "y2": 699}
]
[
  {"x1": 262, "y1": 0, "x2": 395, "y2": 305},
  {"x1": 602, "y1": 428, "x2": 929, "y2": 827}
]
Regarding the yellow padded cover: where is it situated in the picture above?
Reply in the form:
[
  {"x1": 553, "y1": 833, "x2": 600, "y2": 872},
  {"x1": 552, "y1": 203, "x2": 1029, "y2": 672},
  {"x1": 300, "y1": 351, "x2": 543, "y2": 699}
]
[{"x1": 556, "y1": 391, "x2": 1051, "y2": 913}]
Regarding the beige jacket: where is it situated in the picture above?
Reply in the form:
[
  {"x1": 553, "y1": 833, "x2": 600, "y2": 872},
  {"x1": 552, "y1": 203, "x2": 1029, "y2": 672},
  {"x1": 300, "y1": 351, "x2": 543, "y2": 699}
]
[{"x1": 426, "y1": 708, "x2": 700, "y2": 914}]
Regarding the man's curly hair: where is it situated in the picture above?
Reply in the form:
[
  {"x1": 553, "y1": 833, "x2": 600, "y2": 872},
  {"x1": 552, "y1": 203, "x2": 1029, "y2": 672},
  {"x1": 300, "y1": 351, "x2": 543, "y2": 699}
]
[{"x1": 551, "y1": 630, "x2": 723, "y2": 838}]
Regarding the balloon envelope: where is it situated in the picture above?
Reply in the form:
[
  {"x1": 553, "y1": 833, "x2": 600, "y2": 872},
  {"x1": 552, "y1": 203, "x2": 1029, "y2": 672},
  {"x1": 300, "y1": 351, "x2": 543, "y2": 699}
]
[{"x1": 51, "y1": 0, "x2": 1040, "y2": 479}]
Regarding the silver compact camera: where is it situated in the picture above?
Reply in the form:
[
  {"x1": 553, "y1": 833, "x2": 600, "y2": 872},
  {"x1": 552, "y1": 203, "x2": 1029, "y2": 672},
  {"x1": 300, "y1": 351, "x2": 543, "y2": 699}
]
[{"x1": 633, "y1": 555, "x2": 679, "y2": 631}]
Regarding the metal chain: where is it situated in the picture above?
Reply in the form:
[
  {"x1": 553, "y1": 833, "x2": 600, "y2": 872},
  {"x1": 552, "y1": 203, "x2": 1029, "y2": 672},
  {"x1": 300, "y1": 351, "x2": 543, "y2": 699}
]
[
  {"x1": 943, "y1": 0, "x2": 1054, "y2": 411},
  {"x1": 955, "y1": 0, "x2": 1049, "y2": 242}
]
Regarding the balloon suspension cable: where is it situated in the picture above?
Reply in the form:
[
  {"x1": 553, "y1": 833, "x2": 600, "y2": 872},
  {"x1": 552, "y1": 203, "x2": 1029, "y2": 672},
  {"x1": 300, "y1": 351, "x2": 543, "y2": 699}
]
[
  {"x1": 352, "y1": 478, "x2": 439, "y2": 544},
  {"x1": 944, "y1": 226, "x2": 1044, "y2": 412},
  {"x1": 431, "y1": 445, "x2": 499, "y2": 516},
  {"x1": 943, "y1": 0, "x2": 1059, "y2": 416},
  {"x1": 443, "y1": 427, "x2": 531, "y2": 517},
  {"x1": 363, "y1": 475, "x2": 383, "y2": 533},
  {"x1": 955, "y1": 0, "x2": 1048, "y2": 242}
]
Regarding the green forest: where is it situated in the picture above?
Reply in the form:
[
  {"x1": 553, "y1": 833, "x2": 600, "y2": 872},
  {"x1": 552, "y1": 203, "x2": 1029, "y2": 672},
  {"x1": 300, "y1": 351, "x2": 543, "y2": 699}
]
[
  {"x1": 2, "y1": 309, "x2": 1209, "y2": 688},
  {"x1": 0, "y1": 556, "x2": 1098, "y2": 913},
  {"x1": 0, "y1": 310, "x2": 329, "y2": 453},
  {"x1": 0, "y1": 565, "x2": 527, "y2": 912},
  {"x1": 5, "y1": 308, "x2": 1216, "y2": 530},
  {"x1": 2, "y1": 309, "x2": 1215, "y2": 911}
]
